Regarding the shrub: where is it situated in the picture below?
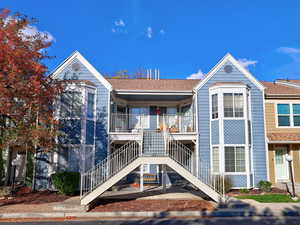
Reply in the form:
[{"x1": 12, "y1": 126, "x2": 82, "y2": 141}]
[
  {"x1": 51, "y1": 172, "x2": 80, "y2": 195},
  {"x1": 240, "y1": 188, "x2": 250, "y2": 194},
  {"x1": 257, "y1": 180, "x2": 272, "y2": 192}
]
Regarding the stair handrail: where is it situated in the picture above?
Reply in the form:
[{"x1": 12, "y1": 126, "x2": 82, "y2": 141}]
[
  {"x1": 80, "y1": 140, "x2": 139, "y2": 198},
  {"x1": 166, "y1": 132, "x2": 224, "y2": 196}
]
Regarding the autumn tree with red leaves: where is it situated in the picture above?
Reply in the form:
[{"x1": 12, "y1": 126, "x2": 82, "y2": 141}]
[{"x1": 0, "y1": 9, "x2": 62, "y2": 187}]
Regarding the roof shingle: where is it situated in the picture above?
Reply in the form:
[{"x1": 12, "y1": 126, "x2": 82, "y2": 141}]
[{"x1": 262, "y1": 81, "x2": 300, "y2": 96}]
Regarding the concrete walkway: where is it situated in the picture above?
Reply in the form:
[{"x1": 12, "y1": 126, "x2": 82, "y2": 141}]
[
  {"x1": 275, "y1": 182, "x2": 300, "y2": 195},
  {"x1": 222, "y1": 197, "x2": 300, "y2": 217}
]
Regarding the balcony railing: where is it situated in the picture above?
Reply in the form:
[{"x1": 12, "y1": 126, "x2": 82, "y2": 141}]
[{"x1": 110, "y1": 113, "x2": 195, "y2": 133}]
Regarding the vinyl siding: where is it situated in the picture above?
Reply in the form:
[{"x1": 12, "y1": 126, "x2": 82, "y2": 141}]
[
  {"x1": 197, "y1": 61, "x2": 267, "y2": 187},
  {"x1": 224, "y1": 120, "x2": 245, "y2": 144},
  {"x1": 57, "y1": 58, "x2": 110, "y2": 164},
  {"x1": 211, "y1": 120, "x2": 219, "y2": 145}
]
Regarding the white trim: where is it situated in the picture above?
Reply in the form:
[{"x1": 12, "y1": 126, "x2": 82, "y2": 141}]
[
  {"x1": 266, "y1": 99, "x2": 300, "y2": 103},
  {"x1": 276, "y1": 103, "x2": 300, "y2": 128},
  {"x1": 275, "y1": 81, "x2": 300, "y2": 89},
  {"x1": 248, "y1": 90, "x2": 255, "y2": 187},
  {"x1": 194, "y1": 53, "x2": 265, "y2": 91},
  {"x1": 244, "y1": 90, "x2": 250, "y2": 188},
  {"x1": 51, "y1": 51, "x2": 112, "y2": 91},
  {"x1": 224, "y1": 145, "x2": 247, "y2": 174},
  {"x1": 115, "y1": 91, "x2": 193, "y2": 95},
  {"x1": 263, "y1": 89, "x2": 270, "y2": 183},
  {"x1": 194, "y1": 93, "x2": 199, "y2": 177},
  {"x1": 268, "y1": 141, "x2": 300, "y2": 144}
]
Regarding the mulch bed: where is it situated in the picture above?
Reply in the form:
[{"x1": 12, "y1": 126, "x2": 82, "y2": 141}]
[
  {"x1": 227, "y1": 187, "x2": 288, "y2": 197},
  {"x1": 90, "y1": 199, "x2": 214, "y2": 212},
  {"x1": 0, "y1": 186, "x2": 70, "y2": 206}
]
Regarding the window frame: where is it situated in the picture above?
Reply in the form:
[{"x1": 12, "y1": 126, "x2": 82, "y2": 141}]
[
  {"x1": 60, "y1": 91, "x2": 82, "y2": 119},
  {"x1": 87, "y1": 92, "x2": 95, "y2": 120},
  {"x1": 211, "y1": 145, "x2": 220, "y2": 174},
  {"x1": 276, "y1": 103, "x2": 300, "y2": 128},
  {"x1": 211, "y1": 94, "x2": 218, "y2": 119},
  {"x1": 223, "y1": 92, "x2": 244, "y2": 119},
  {"x1": 224, "y1": 145, "x2": 246, "y2": 174}
]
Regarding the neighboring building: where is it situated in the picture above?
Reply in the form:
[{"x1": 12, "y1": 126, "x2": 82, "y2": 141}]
[
  {"x1": 263, "y1": 80, "x2": 300, "y2": 184},
  {"x1": 31, "y1": 51, "x2": 269, "y2": 206}
]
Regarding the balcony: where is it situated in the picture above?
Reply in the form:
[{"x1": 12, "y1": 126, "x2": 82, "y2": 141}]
[{"x1": 110, "y1": 113, "x2": 196, "y2": 133}]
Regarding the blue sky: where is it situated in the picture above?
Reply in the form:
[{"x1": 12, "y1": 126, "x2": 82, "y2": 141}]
[{"x1": 3, "y1": 0, "x2": 300, "y2": 81}]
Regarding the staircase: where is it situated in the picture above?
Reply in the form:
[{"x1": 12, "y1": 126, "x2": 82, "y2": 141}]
[
  {"x1": 143, "y1": 130, "x2": 165, "y2": 156},
  {"x1": 80, "y1": 130, "x2": 225, "y2": 206}
]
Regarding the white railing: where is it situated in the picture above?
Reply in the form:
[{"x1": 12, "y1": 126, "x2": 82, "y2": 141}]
[
  {"x1": 81, "y1": 129, "x2": 224, "y2": 199},
  {"x1": 110, "y1": 113, "x2": 195, "y2": 133},
  {"x1": 167, "y1": 132, "x2": 225, "y2": 196},
  {"x1": 80, "y1": 141, "x2": 140, "y2": 197}
]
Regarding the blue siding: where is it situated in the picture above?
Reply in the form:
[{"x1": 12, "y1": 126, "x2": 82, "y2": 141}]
[
  {"x1": 227, "y1": 175, "x2": 247, "y2": 187},
  {"x1": 59, "y1": 119, "x2": 81, "y2": 144},
  {"x1": 211, "y1": 120, "x2": 219, "y2": 145},
  {"x1": 197, "y1": 61, "x2": 267, "y2": 187},
  {"x1": 224, "y1": 120, "x2": 245, "y2": 144},
  {"x1": 86, "y1": 120, "x2": 95, "y2": 145},
  {"x1": 35, "y1": 153, "x2": 50, "y2": 190},
  {"x1": 57, "y1": 58, "x2": 110, "y2": 164}
]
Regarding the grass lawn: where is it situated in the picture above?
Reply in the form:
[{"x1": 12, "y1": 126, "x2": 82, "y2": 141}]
[{"x1": 236, "y1": 194, "x2": 300, "y2": 203}]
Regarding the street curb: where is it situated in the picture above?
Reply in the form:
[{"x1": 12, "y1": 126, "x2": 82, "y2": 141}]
[
  {"x1": 0, "y1": 211, "x2": 207, "y2": 219},
  {"x1": 0, "y1": 208, "x2": 297, "y2": 219}
]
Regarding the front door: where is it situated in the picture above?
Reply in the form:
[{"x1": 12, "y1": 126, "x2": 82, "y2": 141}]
[{"x1": 275, "y1": 147, "x2": 289, "y2": 181}]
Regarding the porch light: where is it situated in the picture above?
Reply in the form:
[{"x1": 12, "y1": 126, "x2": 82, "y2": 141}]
[
  {"x1": 285, "y1": 154, "x2": 298, "y2": 200},
  {"x1": 285, "y1": 155, "x2": 293, "y2": 162}
]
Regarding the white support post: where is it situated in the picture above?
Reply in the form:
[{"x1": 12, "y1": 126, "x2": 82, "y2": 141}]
[
  {"x1": 162, "y1": 164, "x2": 166, "y2": 192},
  {"x1": 140, "y1": 165, "x2": 144, "y2": 192}
]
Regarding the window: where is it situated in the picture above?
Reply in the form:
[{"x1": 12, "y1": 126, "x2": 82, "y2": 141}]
[
  {"x1": 225, "y1": 146, "x2": 245, "y2": 172},
  {"x1": 211, "y1": 94, "x2": 218, "y2": 119},
  {"x1": 212, "y1": 146, "x2": 219, "y2": 173},
  {"x1": 60, "y1": 91, "x2": 82, "y2": 118},
  {"x1": 293, "y1": 104, "x2": 300, "y2": 126},
  {"x1": 87, "y1": 93, "x2": 95, "y2": 119},
  {"x1": 223, "y1": 93, "x2": 244, "y2": 118},
  {"x1": 277, "y1": 104, "x2": 300, "y2": 127},
  {"x1": 277, "y1": 104, "x2": 290, "y2": 126}
]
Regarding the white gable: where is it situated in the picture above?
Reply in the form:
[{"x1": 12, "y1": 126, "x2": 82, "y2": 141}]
[
  {"x1": 194, "y1": 53, "x2": 265, "y2": 91},
  {"x1": 51, "y1": 51, "x2": 112, "y2": 91}
]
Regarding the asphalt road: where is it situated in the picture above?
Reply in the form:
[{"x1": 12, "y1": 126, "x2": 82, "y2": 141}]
[{"x1": 1, "y1": 217, "x2": 300, "y2": 225}]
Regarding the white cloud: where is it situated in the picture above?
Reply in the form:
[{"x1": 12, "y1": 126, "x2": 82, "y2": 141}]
[
  {"x1": 147, "y1": 27, "x2": 152, "y2": 39},
  {"x1": 186, "y1": 70, "x2": 205, "y2": 79},
  {"x1": 4, "y1": 16, "x2": 55, "y2": 42},
  {"x1": 21, "y1": 25, "x2": 55, "y2": 42},
  {"x1": 237, "y1": 58, "x2": 258, "y2": 68},
  {"x1": 277, "y1": 47, "x2": 300, "y2": 54},
  {"x1": 114, "y1": 19, "x2": 125, "y2": 27},
  {"x1": 160, "y1": 29, "x2": 165, "y2": 35}
]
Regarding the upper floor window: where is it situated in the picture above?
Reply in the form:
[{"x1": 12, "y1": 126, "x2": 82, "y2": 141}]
[
  {"x1": 277, "y1": 103, "x2": 300, "y2": 127},
  {"x1": 211, "y1": 94, "x2": 218, "y2": 119},
  {"x1": 87, "y1": 93, "x2": 95, "y2": 119},
  {"x1": 60, "y1": 91, "x2": 82, "y2": 118},
  {"x1": 224, "y1": 93, "x2": 244, "y2": 118}
]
